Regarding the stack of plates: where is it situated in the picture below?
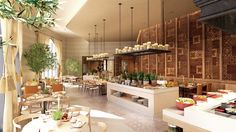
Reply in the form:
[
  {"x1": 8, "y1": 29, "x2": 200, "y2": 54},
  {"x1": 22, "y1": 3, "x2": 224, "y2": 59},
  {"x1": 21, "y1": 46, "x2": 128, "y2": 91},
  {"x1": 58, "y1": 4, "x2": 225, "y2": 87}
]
[
  {"x1": 137, "y1": 99, "x2": 144, "y2": 104},
  {"x1": 143, "y1": 99, "x2": 148, "y2": 106},
  {"x1": 131, "y1": 96, "x2": 139, "y2": 102}
]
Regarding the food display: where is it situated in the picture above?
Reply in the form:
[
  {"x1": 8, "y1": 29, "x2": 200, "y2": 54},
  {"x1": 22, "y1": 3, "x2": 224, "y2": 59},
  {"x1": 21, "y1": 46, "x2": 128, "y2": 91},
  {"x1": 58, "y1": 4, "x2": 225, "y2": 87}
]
[
  {"x1": 207, "y1": 92, "x2": 223, "y2": 98},
  {"x1": 214, "y1": 100, "x2": 236, "y2": 116},
  {"x1": 193, "y1": 95, "x2": 207, "y2": 102},
  {"x1": 218, "y1": 89, "x2": 233, "y2": 94},
  {"x1": 61, "y1": 112, "x2": 70, "y2": 122},
  {"x1": 176, "y1": 98, "x2": 195, "y2": 110}
]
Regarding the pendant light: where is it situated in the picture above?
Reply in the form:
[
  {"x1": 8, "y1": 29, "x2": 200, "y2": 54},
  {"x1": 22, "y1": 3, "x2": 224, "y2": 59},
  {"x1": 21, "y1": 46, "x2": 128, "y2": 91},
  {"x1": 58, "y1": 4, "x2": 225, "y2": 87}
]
[
  {"x1": 118, "y1": 3, "x2": 122, "y2": 48},
  {"x1": 94, "y1": 24, "x2": 97, "y2": 54},
  {"x1": 130, "y1": 7, "x2": 134, "y2": 45},
  {"x1": 147, "y1": 0, "x2": 150, "y2": 40},
  {"x1": 103, "y1": 19, "x2": 106, "y2": 52},
  {"x1": 88, "y1": 33, "x2": 91, "y2": 56}
]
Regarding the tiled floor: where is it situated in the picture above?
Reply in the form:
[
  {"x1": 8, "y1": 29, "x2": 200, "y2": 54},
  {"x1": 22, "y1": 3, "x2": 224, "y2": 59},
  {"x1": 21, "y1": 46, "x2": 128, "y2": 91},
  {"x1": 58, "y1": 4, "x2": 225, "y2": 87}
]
[{"x1": 66, "y1": 87, "x2": 168, "y2": 132}]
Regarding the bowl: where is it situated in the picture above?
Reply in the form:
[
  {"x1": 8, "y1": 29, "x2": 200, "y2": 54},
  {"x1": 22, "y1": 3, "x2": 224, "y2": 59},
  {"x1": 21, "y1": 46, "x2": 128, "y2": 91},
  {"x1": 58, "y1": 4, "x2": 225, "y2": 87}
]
[
  {"x1": 193, "y1": 95, "x2": 207, "y2": 103},
  {"x1": 176, "y1": 98, "x2": 195, "y2": 110}
]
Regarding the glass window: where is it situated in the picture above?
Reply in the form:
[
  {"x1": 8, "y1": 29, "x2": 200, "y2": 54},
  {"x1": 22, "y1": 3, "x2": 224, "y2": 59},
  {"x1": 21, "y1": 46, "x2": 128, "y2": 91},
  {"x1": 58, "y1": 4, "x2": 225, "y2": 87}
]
[{"x1": 42, "y1": 39, "x2": 58, "y2": 79}]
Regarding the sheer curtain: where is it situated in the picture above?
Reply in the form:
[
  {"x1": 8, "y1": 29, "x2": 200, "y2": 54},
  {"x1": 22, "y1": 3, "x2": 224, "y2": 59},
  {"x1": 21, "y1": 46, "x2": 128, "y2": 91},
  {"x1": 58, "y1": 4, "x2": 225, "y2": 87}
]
[{"x1": 0, "y1": 19, "x2": 23, "y2": 132}]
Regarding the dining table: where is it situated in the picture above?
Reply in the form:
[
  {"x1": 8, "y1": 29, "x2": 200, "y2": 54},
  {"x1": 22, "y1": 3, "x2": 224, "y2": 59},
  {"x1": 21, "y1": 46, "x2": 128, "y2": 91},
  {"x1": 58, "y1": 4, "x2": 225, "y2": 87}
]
[
  {"x1": 22, "y1": 114, "x2": 89, "y2": 132},
  {"x1": 19, "y1": 91, "x2": 67, "y2": 114}
]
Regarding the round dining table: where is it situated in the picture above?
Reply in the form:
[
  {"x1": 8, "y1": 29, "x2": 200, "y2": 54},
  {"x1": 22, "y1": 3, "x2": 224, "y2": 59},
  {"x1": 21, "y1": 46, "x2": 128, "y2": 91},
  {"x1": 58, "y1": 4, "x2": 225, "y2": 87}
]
[{"x1": 22, "y1": 115, "x2": 88, "y2": 132}]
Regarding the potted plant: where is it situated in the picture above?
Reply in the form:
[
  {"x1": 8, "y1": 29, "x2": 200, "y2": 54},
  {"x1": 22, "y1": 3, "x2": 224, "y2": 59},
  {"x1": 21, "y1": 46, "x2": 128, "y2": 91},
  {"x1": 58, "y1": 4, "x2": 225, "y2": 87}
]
[
  {"x1": 137, "y1": 72, "x2": 144, "y2": 85},
  {"x1": 150, "y1": 73, "x2": 157, "y2": 86},
  {"x1": 24, "y1": 43, "x2": 57, "y2": 82},
  {"x1": 121, "y1": 72, "x2": 127, "y2": 83},
  {"x1": 143, "y1": 74, "x2": 150, "y2": 85},
  {"x1": 131, "y1": 72, "x2": 138, "y2": 85},
  {"x1": 126, "y1": 73, "x2": 132, "y2": 85},
  {"x1": 64, "y1": 58, "x2": 81, "y2": 76}
]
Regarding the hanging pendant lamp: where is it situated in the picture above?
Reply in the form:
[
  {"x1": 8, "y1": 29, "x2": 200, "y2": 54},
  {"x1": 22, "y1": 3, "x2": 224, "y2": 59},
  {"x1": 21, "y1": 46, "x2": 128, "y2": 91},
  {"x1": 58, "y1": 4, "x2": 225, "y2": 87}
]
[
  {"x1": 103, "y1": 19, "x2": 106, "y2": 52},
  {"x1": 118, "y1": 3, "x2": 122, "y2": 48},
  {"x1": 88, "y1": 33, "x2": 91, "y2": 56},
  {"x1": 130, "y1": 7, "x2": 134, "y2": 45}
]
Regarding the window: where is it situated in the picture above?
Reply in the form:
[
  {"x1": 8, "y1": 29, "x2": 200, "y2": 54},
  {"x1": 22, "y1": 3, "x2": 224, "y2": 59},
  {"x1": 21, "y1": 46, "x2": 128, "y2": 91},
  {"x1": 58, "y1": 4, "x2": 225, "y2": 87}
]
[{"x1": 42, "y1": 39, "x2": 58, "y2": 79}]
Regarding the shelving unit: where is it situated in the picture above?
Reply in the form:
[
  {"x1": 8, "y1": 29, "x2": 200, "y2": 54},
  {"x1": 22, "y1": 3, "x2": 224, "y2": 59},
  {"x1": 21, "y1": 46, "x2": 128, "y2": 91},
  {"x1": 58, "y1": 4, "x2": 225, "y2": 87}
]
[
  {"x1": 114, "y1": 48, "x2": 171, "y2": 56},
  {"x1": 107, "y1": 82, "x2": 179, "y2": 117}
]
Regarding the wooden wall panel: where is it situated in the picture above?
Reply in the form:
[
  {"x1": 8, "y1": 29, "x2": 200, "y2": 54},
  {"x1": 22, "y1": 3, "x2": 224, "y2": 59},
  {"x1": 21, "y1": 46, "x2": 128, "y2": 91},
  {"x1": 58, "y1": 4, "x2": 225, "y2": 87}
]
[
  {"x1": 177, "y1": 15, "x2": 188, "y2": 77},
  {"x1": 135, "y1": 56, "x2": 141, "y2": 72},
  {"x1": 141, "y1": 55, "x2": 149, "y2": 73},
  {"x1": 222, "y1": 33, "x2": 236, "y2": 80},
  {"x1": 149, "y1": 55, "x2": 156, "y2": 74},
  {"x1": 189, "y1": 12, "x2": 203, "y2": 78},
  {"x1": 165, "y1": 19, "x2": 176, "y2": 76},
  {"x1": 205, "y1": 25, "x2": 220, "y2": 79},
  {"x1": 149, "y1": 26, "x2": 157, "y2": 43},
  {"x1": 141, "y1": 29, "x2": 149, "y2": 43},
  {"x1": 156, "y1": 24, "x2": 165, "y2": 76}
]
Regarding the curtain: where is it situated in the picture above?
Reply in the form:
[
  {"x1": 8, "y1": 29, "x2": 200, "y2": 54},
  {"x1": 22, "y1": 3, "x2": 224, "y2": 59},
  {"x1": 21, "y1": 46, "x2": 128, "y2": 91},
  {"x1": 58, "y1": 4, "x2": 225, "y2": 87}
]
[
  {"x1": 0, "y1": 19, "x2": 23, "y2": 132},
  {"x1": 54, "y1": 39, "x2": 62, "y2": 77}
]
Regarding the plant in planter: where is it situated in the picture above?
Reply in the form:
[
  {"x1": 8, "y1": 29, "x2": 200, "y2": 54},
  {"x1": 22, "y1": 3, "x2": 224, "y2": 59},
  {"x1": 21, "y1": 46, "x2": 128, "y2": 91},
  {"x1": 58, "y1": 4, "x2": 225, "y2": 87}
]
[
  {"x1": 131, "y1": 72, "x2": 138, "y2": 85},
  {"x1": 126, "y1": 73, "x2": 132, "y2": 85},
  {"x1": 143, "y1": 74, "x2": 150, "y2": 85},
  {"x1": 64, "y1": 58, "x2": 81, "y2": 76},
  {"x1": 24, "y1": 43, "x2": 57, "y2": 82},
  {"x1": 53, "y1": 110, "x2": 63, "y2": 120},
  {"x1": 150, "y1": 73, "x2": 157, "y2": 86},
  {"x1": 137, "y1": 72, "x2": 144, "y2": 85}
]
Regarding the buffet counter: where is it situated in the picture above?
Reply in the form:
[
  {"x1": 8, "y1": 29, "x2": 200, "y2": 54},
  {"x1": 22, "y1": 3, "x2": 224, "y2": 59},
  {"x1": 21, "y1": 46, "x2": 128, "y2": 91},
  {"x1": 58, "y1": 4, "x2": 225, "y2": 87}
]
[
  {"x1": 82, "y1": 75, "x2": 99, "y2": 80},
  {"x1": 163, "y1": 93, "x2": 236, "y2": 132},
  {"x1": 107, "y1": 82, "x2": 179, "y2": 117}
]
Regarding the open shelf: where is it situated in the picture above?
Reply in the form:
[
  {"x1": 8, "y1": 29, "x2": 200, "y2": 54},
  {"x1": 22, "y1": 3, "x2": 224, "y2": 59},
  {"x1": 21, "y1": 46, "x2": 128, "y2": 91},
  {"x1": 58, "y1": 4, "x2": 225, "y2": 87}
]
[
  {"x1": 114, "y1": 48, "x2": 171, "y2": 56},
  {"x1": 111, "y1": 89, "x2": 149, "y2": 107},
  {"x1": 86, "y1": 57, "x2": 109, "y2": 61}
]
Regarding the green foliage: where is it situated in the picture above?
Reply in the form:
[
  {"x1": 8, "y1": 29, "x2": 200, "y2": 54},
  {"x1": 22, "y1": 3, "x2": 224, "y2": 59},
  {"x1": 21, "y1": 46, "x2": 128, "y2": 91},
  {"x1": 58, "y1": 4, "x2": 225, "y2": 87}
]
[
  {"x1": 64, "y1": 58, "x2": 81, "y2": 75},
  {"x1": 43, "y1": 88, "x2": 49, "y2": 94},
  {"x1": 150, "y1": 73, "x2": 157, "y2": 80},
  {"x1": 53, "y1": 110, "x2": 62, "y2": 120},
  {"x1": 0, "y1": 0, "x2": 59, "y2": 29},
  {"x1": 121, "y1": 72, "x2": 127, "y2": 80},
  {"x1": 137, "y1": 72, "x2": 144, "y2": 81},
  {"x1": 132, "y1": 72, "x2": 137, "y2": 80},
  {"x1": 143, "y1": 74, "x2": 150, "y2": 81},
  {"x1": 127, "y1": 73, "x2": 132, "y2": 80},
  {"x1": 24, "y1": 43, "x2": 56, "y2": 74}
]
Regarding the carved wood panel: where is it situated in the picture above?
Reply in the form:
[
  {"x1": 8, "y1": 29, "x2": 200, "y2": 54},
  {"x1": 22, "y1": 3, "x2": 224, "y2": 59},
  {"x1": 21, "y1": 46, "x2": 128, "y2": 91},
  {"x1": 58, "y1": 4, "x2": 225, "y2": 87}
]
[
  {"x1": 165, "y1": 19, "x2": 176, "y2": 76},
  {"x1": 205, "y1": 25, "x2": 220, "y2": 79},
  {"x1": 189, "y1": 11, "x2": 203, "y2": 78},
  {"x1": 177, "y1": 15, "x2": 188, "y2": 77}
]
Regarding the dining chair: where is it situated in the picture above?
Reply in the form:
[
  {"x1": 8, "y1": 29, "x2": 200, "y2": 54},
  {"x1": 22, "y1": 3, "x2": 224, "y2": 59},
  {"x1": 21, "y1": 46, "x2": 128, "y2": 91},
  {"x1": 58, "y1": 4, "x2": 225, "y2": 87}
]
[
  {"x1": 23, "y1": 85, "x2": 39, "y2": 97},
  {"x1": 189, "y1": 84, "x2": 203, "y2": 97},
  {"x1": 18, "y1": 97, "x2": 43, "y2": 115},
  {"x1": 202, "y1": 83, "x2": 212, "y2": 94},
  {"x1": 69, "y1": 105, "x2": 91, "y2": 132},
  {"x1": 52, "y1": 83, "x2": 64, "y2": 92},
  {"x1": 47, "y1": 96, "x2": 70, "y2": 111},
  {"x1": 13, "y1": 113, "x2": 41, "y2": 132}
]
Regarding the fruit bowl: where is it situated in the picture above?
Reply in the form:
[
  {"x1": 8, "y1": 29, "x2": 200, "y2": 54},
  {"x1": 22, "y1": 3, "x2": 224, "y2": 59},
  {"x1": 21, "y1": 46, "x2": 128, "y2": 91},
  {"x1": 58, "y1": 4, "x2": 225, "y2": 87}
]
[{"x1": 176, "y1": 98, "x2": 195, "y2": 110}]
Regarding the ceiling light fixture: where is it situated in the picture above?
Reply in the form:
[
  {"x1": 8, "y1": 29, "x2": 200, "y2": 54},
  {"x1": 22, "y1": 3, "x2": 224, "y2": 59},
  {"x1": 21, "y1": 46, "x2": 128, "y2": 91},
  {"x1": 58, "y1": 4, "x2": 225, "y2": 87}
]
[
  {"x1": 103, "y1": 19, "x2": 106, "y2": 52},
  {"x1": 94, "y1": 24, "x2": 97, "y2": 54},
  {"x1": 88, "y1": 33, "x2": 91, "y2": 56},
  {"x1": 147, "y1": 0, "x2": 150, "y2": 40},
  {"x1": 130, "y1": 7, "x2": 134, "y2": 46},
  {"x1": 118, "y1": 3, "x2": 122, "y2": 48}
]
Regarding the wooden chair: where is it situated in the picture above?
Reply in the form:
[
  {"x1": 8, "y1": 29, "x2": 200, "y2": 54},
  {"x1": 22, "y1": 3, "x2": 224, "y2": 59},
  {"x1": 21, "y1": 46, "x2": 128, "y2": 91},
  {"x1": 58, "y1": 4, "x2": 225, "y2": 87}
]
[
  {"x1": 23, "y1": 85, "x2": 39, "y2": 97},
  {"x1": 47, "y1": 96, "x2": 70, "y2": 111},
  {"x1": 69, "y1": 105, "x2": 91, "y2": 132},
  {"x1": 92, "y1": 121, "x2": 107, "y2": 132},
  {"x1": 202, "y1": 83, "x2": 212, "y2": 94},
  {"x1": 189, "y1": 84, "x2": 203, "y2": 97},
  {"x1": 13, "y1": 113, "x2": 41, "y2": 132},
  {"x1": 52, "y1": 83, "x2": 64, "y2": 92}
]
